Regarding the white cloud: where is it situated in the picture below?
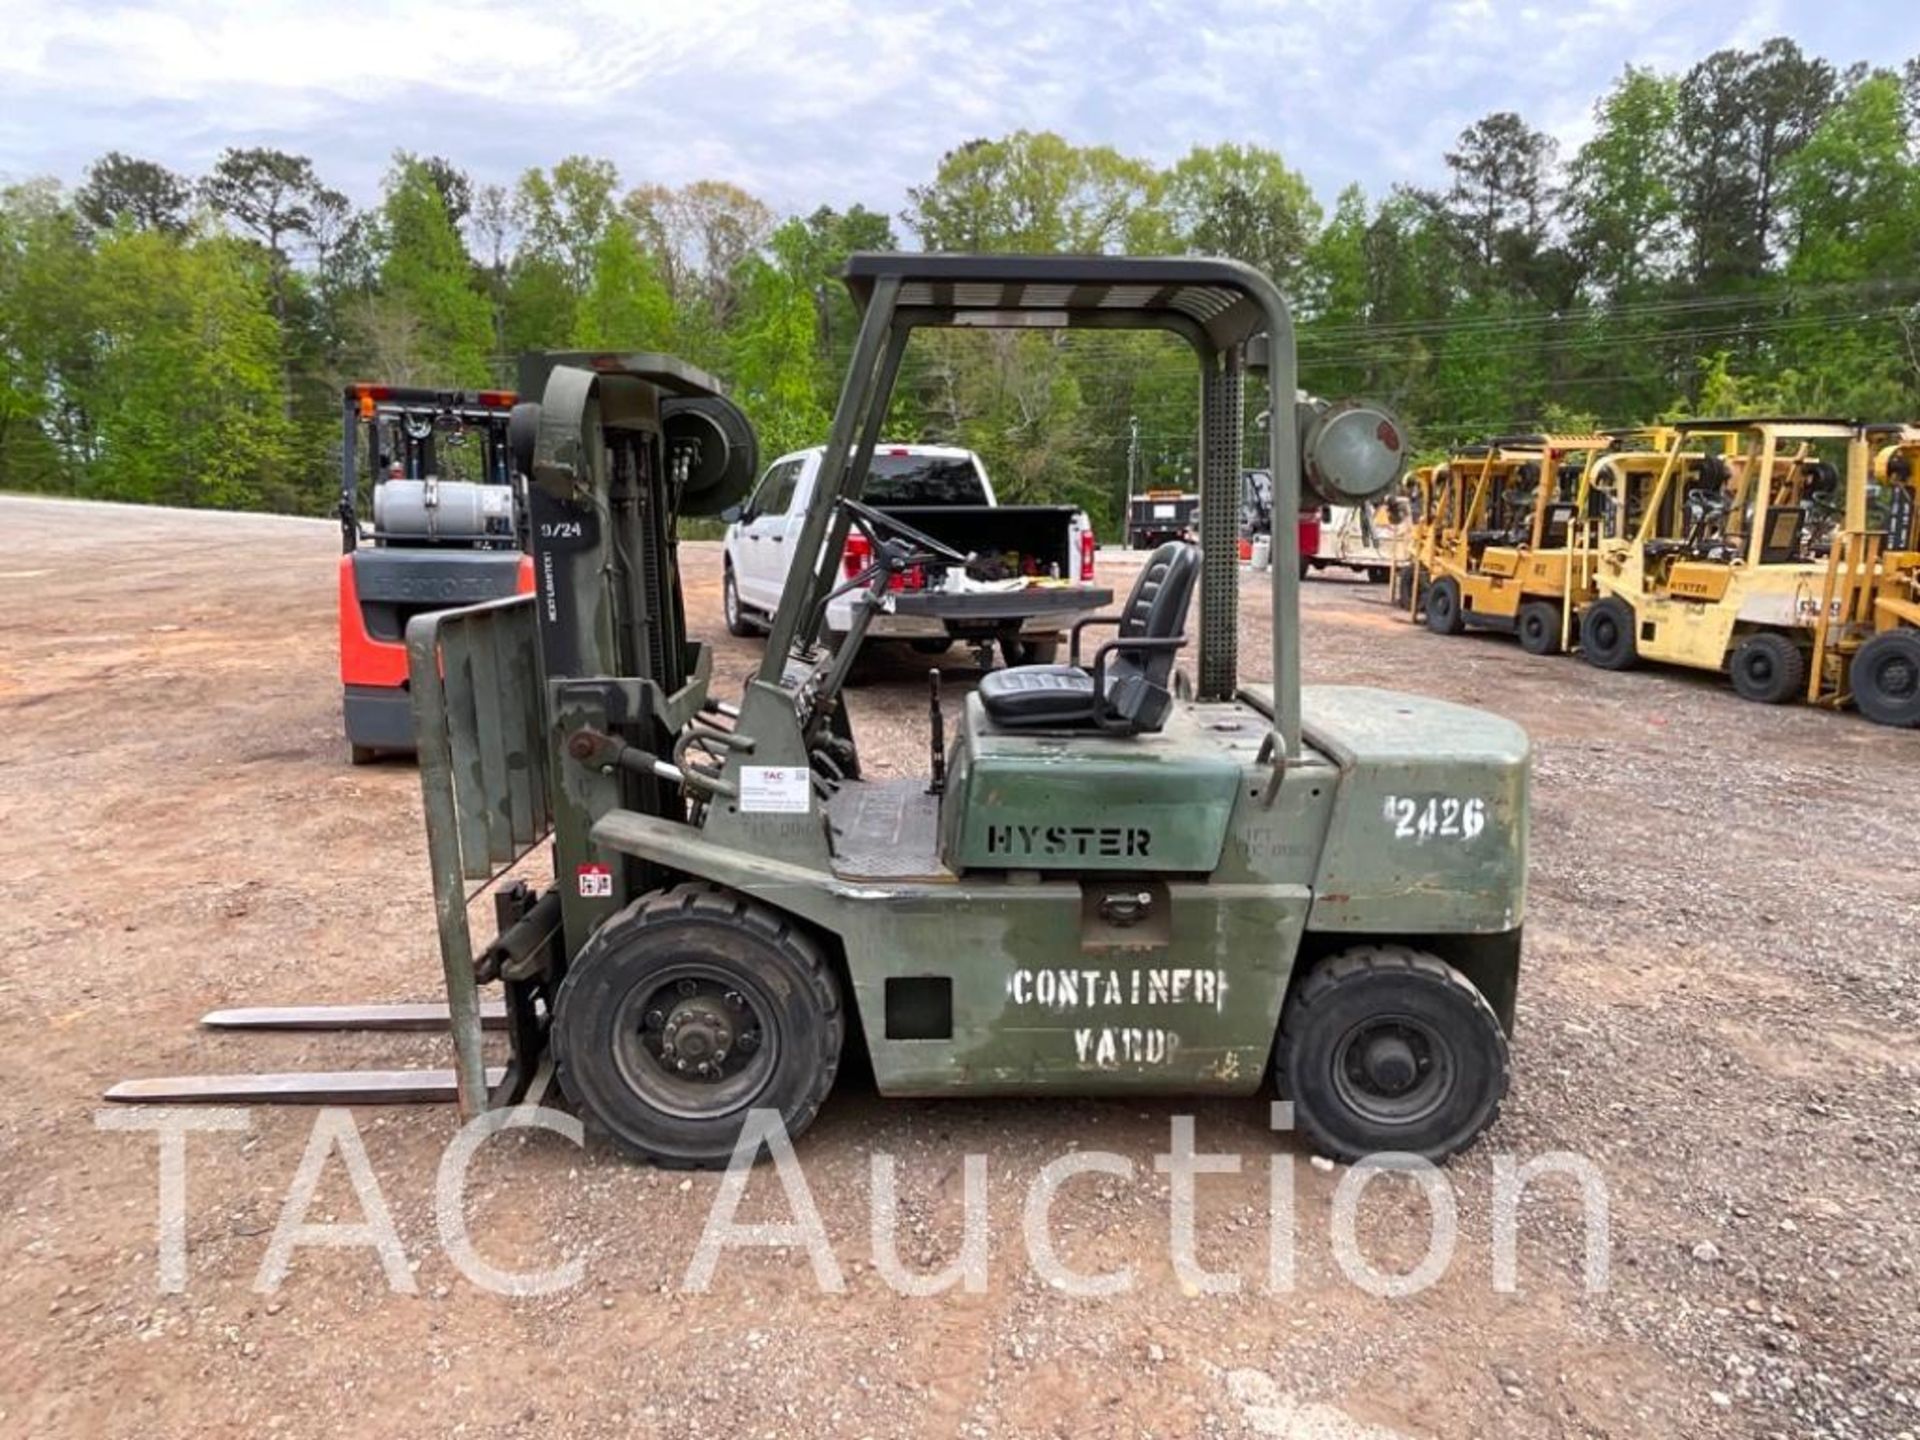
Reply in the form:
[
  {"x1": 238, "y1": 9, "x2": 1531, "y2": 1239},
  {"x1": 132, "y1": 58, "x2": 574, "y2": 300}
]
[{"x1": 0, "y1": 0, "x2": 1911, "y2": 224}]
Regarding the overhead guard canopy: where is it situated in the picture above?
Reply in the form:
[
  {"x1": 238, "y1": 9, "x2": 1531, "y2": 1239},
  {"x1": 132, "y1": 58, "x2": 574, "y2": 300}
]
[{"x1": 841, "y1": 253, "x2": 1277, "y2": 353}]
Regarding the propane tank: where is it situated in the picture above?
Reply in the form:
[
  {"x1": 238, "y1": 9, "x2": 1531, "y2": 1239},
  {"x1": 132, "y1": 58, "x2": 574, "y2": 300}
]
[{"x1": 1295, "y1": 397, "x2": 1407, "y2": 507}]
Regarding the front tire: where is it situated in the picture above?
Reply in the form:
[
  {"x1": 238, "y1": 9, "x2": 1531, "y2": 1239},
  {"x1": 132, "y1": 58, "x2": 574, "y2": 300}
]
[
  {"x1": 554, "y1": 884, "x2": 842, "y2": 1167},
  {"x1": 1425, "y1": 577, "x2": 1466, "y2": 635},
  {"x1": 722, "y1": 563, "x2": 754, "y2": 637},
  {"x1": 1277, "y1": 946, "x2": 1509, "y2": 1163},
  {"x1": 1728, "y1": 631, "x2": 1806, "y2": 704},
  {"x1": 1579, "y1": 596, "x2": 1637, "y2": 670},
  {"x1": 1851, "y1": 629, "x2": 1920, "y2": 727},
  {"x1": 1515, "y1": 600, "x2": 1562, "y2": 656}
]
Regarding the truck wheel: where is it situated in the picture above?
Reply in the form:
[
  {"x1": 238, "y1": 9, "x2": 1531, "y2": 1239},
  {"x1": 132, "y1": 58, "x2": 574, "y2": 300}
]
[
  {"x1": 1515, "y1": 601, "x2": 1562, "y2": 656},
  {"x1": 1851, "y1": 629, "x2": 1920, "y2": 727},
  {"x1": 1728, "y1": 632, "x2": 1806, "y2": 705},
  {"x1": 1425, "y1": 577, "x2": 1466, "y2": 635},
  {"x1": 722, "y1": 563, "x2": 754, "y2": 638},
  {"x1": 1000, "y1": 635, "x2": 1060, "y2": 667},
  {"x1": 1579, "y1": 597, "x2": 1637, "y2": 670},
  {"x1": 553, "y1": 883, "x2": 842, "y2": 1168},
  {"x1": 1277, "y1": 946, "x2": 1509, "y2": 1164}
]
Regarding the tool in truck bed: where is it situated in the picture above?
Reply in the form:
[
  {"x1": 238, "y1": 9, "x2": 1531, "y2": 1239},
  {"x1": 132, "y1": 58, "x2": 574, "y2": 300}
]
[{"x1": 116, "y1": 255, "x2": 1529, "y2": 1169}]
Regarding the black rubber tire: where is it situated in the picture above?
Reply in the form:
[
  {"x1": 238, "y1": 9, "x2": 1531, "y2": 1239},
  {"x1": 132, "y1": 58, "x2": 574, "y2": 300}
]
[
  {"x1": 1579, "y1": 596, "x2": 1638, "y2": 670},
  {"x1": 722, "y1": 562, "x2": 754, "y2": 638},
  {"x1": 1000, "y1": 635, "x2": 1060, "y2": 667},
  {"x1": 1366, "y1": 567, "x2": 1390, "y2": 586},
  {"x1": 1851, "y1": 628, "x2": 1920, "y2": 727},
  {"x1": 910, "y1": 638, "x2": 954, "y2": 656},
  {"x1": 1425, "y1": 577, "x2": 1466, "y2": 636},
  {"x1": 1728, "y1": 631, "x2": 1807, "y2": 705},
  {"x1": 1277, "y1": 945, "x2": 1509, "y2": 1164},
  {"x1": 1515, "y1": 600, "x2": 1562, "y2": 656},
  {"x1": 553, "y1": 883, "x2": 842, "y2": 1168},
  {"x1": 1299, "y1": 551, "x2": 1311, "y2": 581}
]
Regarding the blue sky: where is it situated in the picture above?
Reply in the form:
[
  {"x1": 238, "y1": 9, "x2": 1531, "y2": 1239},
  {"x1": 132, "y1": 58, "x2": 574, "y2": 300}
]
[{"x1": 1, "y1": 0, "x2": 1915, "y2": 228}]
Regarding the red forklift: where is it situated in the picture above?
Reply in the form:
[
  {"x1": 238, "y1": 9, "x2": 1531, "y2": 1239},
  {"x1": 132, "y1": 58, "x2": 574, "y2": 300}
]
[{"x1": 337, "y1": 384, "x2": 531, "y2": 762}]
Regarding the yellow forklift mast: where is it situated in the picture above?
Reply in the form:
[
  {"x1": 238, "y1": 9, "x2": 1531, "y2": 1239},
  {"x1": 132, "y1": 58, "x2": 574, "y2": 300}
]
[{"x1": 1807, "y1": 423, "x2": 1920, "y2": 725}]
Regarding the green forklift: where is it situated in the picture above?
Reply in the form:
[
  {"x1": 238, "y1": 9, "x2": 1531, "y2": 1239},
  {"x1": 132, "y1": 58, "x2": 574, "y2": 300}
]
[{"x1": 113, "y1": 255, "x2": 1529, "y2": 1165}]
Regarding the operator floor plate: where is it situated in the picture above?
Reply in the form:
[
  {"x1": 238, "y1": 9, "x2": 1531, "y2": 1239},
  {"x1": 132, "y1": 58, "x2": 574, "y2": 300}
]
[{"x1": 826, "y1": 779, "x2": 951, "y2": 882}]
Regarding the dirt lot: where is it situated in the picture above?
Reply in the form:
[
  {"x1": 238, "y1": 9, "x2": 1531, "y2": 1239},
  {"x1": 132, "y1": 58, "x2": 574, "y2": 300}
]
[{"x1": 1, "y1": 494, "x2": 1916, "y2": 1440}]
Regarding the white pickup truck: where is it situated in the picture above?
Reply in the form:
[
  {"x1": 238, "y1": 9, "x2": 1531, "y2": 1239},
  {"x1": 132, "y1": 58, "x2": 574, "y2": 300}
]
[{"x1": 722, "y1": 443, "x2": 1101, "y2": 665}]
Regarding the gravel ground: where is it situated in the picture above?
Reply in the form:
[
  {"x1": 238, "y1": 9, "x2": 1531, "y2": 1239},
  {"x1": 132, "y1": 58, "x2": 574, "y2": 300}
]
[{"x1": 0, "y1": 494, "x2": 1916, "y2": 1440}]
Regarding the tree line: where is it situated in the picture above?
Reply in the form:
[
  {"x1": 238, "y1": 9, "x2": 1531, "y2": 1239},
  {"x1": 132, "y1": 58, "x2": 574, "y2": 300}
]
[{"x1": 1, "y1": 36, "x2": 1916, "y2": 534}]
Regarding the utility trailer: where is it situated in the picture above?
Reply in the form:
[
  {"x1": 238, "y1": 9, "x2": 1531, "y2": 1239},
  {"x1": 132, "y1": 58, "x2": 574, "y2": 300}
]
[{"x1": 116, "y1": 256, "x2": 1530, "y2": 1167}]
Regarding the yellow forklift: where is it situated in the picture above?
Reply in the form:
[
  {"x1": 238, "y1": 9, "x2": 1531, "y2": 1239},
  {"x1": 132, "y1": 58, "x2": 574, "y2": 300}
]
[
  {"x1": 1807, "y1": 423, "x2": 1920, "y2": 726},
  {"x1": 1415, "y1": 434, "x2": 1612, "y2": 654},
  {"x1": 1578, "y1": 418, "x2": 1857, "y2": 704}
]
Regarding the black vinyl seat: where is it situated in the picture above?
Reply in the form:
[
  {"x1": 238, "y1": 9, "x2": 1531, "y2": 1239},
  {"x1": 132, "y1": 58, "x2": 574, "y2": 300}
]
[{"x1": 977, "y1": 541, "x2": 1199, "y2": 734}]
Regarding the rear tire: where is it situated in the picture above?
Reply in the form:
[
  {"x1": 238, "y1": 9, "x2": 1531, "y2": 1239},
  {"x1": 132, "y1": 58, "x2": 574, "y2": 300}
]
[
  {"x1": 1277, "y1": 946, "x2": 1509, "y2": 1163},
  {"x1": 722, "y1": 563, "x2": 754, "y2": 638},
  {"x1": 1579, "y1": 596, "x2": 1637, "y2": 670},
  {"x1": 1000, "y1": 635, "x2": 1060, "y2": 667},
  {"x1": 1515, "y1": 600, "x2": 1562, "y2": 656},
  {"x1": 1851, "y1": 629, "x2": 1920, "y2": 727},
  {"x1": 553, "y1": 883, "x2": 842, "y2": 1168},
  {"x1": 1425, "y1": 577, "x2": 1466, "y2": 635},
  {"x1": 1728, "y1": 631, "x2": 1806, "y2": 704}
]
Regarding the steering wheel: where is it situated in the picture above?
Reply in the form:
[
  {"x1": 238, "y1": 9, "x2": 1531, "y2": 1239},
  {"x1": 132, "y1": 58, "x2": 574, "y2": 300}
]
[{"x1": 839, "y1": 497, "x2": 971, "y2": 567}]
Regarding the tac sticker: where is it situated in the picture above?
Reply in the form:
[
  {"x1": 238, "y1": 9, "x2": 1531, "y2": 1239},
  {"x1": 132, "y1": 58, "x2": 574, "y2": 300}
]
[
  {"x1": 576, "y1": 863, "x2": 613, "y2": 898},
  {"x1": 739, "y1": 766, "x2": 811, "y2": 814}
]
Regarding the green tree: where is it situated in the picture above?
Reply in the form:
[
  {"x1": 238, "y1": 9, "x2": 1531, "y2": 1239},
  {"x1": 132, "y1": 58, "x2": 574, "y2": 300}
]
[
  {"x1": 906, "y1": 132, "x2": 1160, "y2": 253},
  {"x1": 0, "y1": 180, "x2": 97, "y2": 491},
  {"x1": 1161, "y1": 143, "x2": 1321, "y2": 287},
  {"x1": 378, "y1": 156, "x2": 493, "y2": 385},
  {"x1": 574, "y1": 216, "x2": 675, "y2": 350},
  {"x1": 86, "y1": 228, "x2": 297, "y2": 508},
  {"x1": 1564, "y1": 68, "x2": 1683, "y2": 296},
  {"x1": 726, "y1": 220, "x2": 831, "y2": 459},
  {"x1": 1674, "y1": 38, "x2": 1837, "y2": 287},
  {"x1": 76, "y1": 152, "x2": 192, "y2": 235}
]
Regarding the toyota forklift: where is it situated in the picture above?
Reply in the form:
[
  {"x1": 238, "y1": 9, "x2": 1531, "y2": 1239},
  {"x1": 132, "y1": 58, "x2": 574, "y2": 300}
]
[
  {"x1": 337, "y1": 384, "x2": 532, "y2": 762},
  {"x1": 115, "y1": 256, "x2": 1531, "y2": 1167}
]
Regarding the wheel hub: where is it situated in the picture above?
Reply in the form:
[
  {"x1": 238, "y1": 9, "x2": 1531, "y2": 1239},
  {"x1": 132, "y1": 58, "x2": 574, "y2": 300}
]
[
  {"x1": 660, "y1": 997, "x2": 735, "y2": 1073},
  {"x1": 1362, "y1": 1033, "x2": 1419, "y2": 1093},
  {"x1": 1880, "y1": 655, "x2": 1917, "y2": 697}
]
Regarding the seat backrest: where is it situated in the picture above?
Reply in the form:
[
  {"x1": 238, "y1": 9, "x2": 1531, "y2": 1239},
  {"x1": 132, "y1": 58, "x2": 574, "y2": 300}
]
[
  {"x1": 1106, "y1": 542, "x2": 1199, "y2": 731},
  {"x1": 1541, "y1": 502, "x2": 1577, "y2": 549},
  {"x1": 1119, "y1": 541, "x2": 1199, "y2": 639},
  {"x1": 1759, "y1": 504, "x2": 1803, "y2": 564}
]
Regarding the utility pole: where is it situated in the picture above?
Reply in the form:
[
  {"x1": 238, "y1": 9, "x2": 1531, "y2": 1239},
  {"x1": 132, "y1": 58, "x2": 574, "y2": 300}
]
[{"x1": 1126, "y1": 413, "x2": 1140, "y2": 504}]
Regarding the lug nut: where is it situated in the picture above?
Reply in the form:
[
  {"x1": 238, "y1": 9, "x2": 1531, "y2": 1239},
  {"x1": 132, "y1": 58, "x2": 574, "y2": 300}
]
[
  {"x1": 723, "y1": 991, "x2": 745, "y2": 1011},
  {"x1": 677, "y1": 979, "x2": 699, "y2": 997}
]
